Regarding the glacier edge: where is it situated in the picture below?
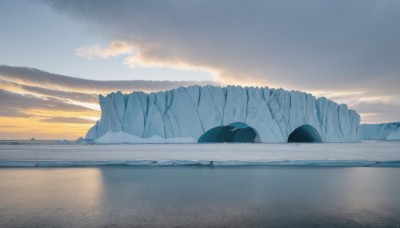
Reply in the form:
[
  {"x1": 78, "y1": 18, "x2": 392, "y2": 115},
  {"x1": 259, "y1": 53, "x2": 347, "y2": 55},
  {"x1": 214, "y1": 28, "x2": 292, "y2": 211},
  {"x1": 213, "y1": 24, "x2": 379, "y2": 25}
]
[{"x1": 86, "y1": 85, "x2": 363, "y2": 143}]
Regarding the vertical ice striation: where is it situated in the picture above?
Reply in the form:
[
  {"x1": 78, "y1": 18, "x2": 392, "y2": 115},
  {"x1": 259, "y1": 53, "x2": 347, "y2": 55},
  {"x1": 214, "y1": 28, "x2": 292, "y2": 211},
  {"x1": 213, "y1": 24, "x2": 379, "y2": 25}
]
[{"x1": 86, "y1": 85, "x2": 363, "y2": 143}]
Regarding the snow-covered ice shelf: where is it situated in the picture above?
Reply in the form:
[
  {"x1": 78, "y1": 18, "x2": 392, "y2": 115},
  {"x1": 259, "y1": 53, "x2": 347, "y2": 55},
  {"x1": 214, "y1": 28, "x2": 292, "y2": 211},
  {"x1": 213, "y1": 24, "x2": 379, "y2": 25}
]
[{"x1": 0, "y1": 141, "x2": 399, "y2": 167}]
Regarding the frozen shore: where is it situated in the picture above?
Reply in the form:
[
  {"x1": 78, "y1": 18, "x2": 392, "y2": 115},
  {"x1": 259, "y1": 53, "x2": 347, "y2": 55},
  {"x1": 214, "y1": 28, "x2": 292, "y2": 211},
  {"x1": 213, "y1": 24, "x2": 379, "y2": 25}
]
[{"x1": 0, "y1": 141, "x2": 399, "y2": 167}]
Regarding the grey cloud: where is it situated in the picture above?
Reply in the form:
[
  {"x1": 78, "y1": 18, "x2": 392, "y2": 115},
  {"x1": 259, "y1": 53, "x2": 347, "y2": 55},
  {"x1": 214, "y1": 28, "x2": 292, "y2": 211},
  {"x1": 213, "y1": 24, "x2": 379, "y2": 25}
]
[
  {"x1": 40, "y1": 0, "x2": 400, "y2": 123},
  {"x1": 0, "y1": 89, "x2": 98, "y2": 117},
  {"x1": 41, "y1": 0, "x2": 400, "y2": 93},
  {"x1": 352, "y1": 102, "x2": 400, "y2": 123},
  {"x1": 0, "y1": 65, "x2": 217, "y2": 94},
  {"x1": 354, "y1": 102, "x2": 400, "y2": 114},
  {"x1": 0, "y1": 79, "x2": 99, "y2": 103},
  {"x1": 20, "y1": 84, "x2": 99, "y2": 103},
  {"x1": 41, "y1": 117, "x2": 95, "y2": 124}
]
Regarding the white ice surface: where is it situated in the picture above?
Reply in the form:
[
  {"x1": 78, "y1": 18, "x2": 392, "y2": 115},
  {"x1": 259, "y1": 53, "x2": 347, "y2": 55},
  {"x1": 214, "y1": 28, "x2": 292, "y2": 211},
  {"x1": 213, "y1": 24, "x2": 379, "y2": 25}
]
[{"x1": 0, "y1": 141, "x2": 399, "y2": 167}]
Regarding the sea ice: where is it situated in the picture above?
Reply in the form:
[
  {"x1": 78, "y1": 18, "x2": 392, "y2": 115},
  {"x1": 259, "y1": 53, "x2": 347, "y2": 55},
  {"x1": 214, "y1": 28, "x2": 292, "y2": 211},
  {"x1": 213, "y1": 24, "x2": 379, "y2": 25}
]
[{"x1": 1, "y1": 141, "x2": 399, "y2": 167}]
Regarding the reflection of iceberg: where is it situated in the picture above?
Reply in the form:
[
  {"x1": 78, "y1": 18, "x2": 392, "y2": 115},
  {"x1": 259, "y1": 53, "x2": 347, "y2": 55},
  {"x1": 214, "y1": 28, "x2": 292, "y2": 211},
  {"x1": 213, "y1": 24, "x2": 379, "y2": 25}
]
[
  {"x1": 361, "y1": 123, "x2": 400, "y2": 140},
  {"x1": 86, "y1": 85, "x2": 362, "y2": 143}
]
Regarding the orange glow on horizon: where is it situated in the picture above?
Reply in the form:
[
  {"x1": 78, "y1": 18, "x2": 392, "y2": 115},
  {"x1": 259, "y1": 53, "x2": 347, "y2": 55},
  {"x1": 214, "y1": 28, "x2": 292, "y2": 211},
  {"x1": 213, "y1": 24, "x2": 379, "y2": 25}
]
[
  {"x1": 24, "y1": 108, "x2": 99, "y2": 119},
  {"x1": 0, "y1": 117, "x2": 95, "y2": 140}
]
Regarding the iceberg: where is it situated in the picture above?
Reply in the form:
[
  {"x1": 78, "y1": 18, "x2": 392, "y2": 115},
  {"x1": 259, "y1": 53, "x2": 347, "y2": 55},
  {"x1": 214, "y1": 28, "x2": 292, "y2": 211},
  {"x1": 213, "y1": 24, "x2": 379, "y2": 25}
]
[
  {"x1": 86, "y1": 85, "x2": 362, "y2": 143},
  {"x1": 361, "y1": 122, "x2": 400, "y2": 140}
]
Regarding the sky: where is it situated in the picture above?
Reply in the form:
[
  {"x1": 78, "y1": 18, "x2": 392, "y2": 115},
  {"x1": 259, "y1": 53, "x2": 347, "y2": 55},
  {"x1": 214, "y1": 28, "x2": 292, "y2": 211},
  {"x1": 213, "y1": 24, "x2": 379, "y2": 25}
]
[{"x1": 0, "y1": 0, "x2": 399, "y2": 139}]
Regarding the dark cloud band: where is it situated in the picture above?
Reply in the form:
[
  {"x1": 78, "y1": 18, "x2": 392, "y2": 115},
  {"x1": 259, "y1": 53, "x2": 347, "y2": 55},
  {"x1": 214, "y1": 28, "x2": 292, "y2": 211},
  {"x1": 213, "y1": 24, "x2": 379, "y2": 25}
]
[
  {"x1": 0, "y1": 89, "x2": 98, "y2": 118},
  {"x1": 0, "y1": 65, "x2": 217, "y2": 93}
]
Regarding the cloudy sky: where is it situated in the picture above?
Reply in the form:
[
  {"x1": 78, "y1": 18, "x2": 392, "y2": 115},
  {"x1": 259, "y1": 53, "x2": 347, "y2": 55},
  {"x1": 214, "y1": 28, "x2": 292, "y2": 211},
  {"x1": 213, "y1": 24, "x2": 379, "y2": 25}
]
[{"x1": 1, "y1": 0, "x2": 399, "y2": 139}]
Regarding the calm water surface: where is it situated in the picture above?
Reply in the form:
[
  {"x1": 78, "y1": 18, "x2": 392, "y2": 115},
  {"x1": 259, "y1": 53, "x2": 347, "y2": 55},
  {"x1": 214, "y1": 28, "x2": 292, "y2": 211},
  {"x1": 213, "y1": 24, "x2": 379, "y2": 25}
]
[{"x1": 0, "y1": 166, "x2": 399, "y2": 227}]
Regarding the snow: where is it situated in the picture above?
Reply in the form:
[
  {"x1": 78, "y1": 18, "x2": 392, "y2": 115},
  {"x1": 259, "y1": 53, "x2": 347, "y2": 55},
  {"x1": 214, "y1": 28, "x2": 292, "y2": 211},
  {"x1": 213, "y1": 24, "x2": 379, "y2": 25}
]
[
  {"x1": 94, "y1": 131, "x2": 196, "y2": 144},
  {"x1": 0, "y1": 141, "x2": 399, "y2": 167},
  {"x1": 361, "y1": 123, "x2": 400, "y2": 140},
  {"x1": 86, "y1": 85, "x2": 362, "y2": 143}
]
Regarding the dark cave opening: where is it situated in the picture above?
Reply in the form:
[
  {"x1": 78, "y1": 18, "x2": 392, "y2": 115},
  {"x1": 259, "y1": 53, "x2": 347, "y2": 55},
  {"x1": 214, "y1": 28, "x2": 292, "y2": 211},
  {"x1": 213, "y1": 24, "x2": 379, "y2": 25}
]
[
  {"x1": 198, "y1": 122, "x2": 258, "y2": 143},
  {"x1": 288, "y1": 125, "x2": 322, "y2": 143}
]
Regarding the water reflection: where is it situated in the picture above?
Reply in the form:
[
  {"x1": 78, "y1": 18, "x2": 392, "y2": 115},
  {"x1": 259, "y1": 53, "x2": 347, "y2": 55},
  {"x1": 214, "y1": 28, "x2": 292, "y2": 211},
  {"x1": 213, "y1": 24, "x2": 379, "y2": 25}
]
[
  {"x1": 0, "y1": 168, "x2": 103, "y2": 227},
  {"x1": 97, "y1": 167, "x2": 400, "y2": 227},
  {"x1": 0, "y1": 167, "x2": 399, "y2": 227},
  {"x1": 335, "y1": 167, "x2": 400, "y2": 224}
]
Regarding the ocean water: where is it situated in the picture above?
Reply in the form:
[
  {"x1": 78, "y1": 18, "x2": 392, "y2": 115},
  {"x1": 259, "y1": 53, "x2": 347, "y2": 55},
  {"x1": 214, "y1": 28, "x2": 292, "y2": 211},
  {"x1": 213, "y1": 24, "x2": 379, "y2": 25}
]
[{"x1": 0, "y1": 166, "x2": 399, "y2": 227}]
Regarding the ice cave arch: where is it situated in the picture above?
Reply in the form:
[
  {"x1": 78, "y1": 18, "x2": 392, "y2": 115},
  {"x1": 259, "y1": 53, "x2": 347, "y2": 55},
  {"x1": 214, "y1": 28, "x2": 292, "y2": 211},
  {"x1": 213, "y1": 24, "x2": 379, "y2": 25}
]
[
  {"x1": 288, "y1": 125, "x2": 323, "y2": 143},
  {"x1": 198, "y1": 122, "x2": 260, "y2": 143}
]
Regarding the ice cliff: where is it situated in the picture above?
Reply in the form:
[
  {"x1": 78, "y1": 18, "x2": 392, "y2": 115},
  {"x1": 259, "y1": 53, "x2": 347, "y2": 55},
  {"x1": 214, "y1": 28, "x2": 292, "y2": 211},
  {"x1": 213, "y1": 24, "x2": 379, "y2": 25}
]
[
  {"x1": 86, "y1": 85, "x2": 362, "y2": 143},
  {"x1": 361, "y1": 123, "x2": 400, "y2": 140}
]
